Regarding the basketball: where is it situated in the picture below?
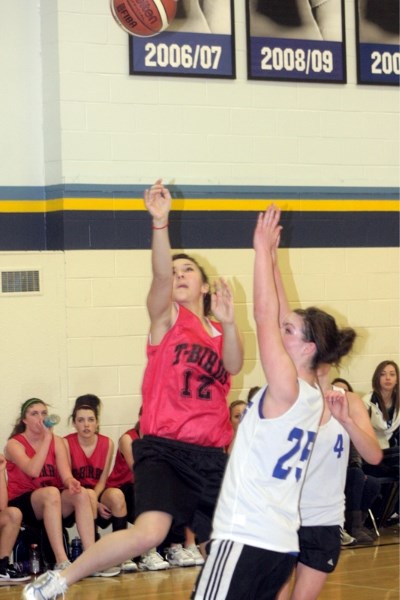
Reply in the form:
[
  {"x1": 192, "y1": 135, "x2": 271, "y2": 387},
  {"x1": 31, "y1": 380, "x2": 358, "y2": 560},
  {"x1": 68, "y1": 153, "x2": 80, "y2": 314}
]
[{"x1": 110, "y1": 0, "x2": 177, "y2": 37}]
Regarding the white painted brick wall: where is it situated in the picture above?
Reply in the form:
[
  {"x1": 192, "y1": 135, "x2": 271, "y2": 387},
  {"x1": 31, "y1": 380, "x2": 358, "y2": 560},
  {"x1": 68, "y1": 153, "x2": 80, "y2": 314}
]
[{"x1": 0, "y1": 1, "x2": 398, "y2": 451}]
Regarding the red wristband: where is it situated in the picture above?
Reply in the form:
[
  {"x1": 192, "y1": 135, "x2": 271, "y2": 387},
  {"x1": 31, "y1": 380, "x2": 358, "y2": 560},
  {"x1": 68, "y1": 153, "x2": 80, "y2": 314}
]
[{"x1": 152, "y1": 222, "x2": 169, "y2": 230}]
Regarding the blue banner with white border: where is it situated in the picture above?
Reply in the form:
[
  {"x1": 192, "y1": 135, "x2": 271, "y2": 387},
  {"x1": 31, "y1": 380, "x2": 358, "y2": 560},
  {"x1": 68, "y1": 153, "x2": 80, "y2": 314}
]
[
  {"x1": 130, "y1": 31, "x2": 235, "y2": 78},
  {"x1": 355, "y1": 0, "x2": 400, "y2": 85},
  {"x1": 246, "y1": 0, "x2": 346, "y2": 83},
  {"x1": 358, "y1": 43, "x2": 400, "y2": 85},
  {"x1": 248, "y1": 37, "x2": 345, "y2": 82},
  {"x1": 129, "y1": 0, "x2": 235, "y2": 79}
]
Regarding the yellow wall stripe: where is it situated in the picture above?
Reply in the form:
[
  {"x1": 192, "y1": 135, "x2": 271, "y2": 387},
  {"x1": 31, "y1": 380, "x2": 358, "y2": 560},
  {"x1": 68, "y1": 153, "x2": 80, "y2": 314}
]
[{"x1": 0, "y1": 198, "x2": 398, "y2": 213}]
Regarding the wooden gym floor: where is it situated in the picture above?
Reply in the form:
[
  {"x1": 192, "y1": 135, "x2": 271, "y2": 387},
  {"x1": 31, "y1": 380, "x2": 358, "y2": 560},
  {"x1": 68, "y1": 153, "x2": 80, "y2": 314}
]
[{"x1": 1, "y1": 525, "x2": 398, "y2": 600}]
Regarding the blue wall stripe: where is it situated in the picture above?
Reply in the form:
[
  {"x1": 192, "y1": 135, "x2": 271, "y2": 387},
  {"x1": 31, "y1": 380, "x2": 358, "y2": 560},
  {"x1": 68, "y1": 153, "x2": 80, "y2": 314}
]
[
  {"x1": 22, "y1": 210, "x2": 400, "y2": 250},
  {"x1": 0, "y1": 185, "x2": 398, "y2": 250},
  {"x1": 0, "y1": 184, "x2": 398, "y2": 201}
]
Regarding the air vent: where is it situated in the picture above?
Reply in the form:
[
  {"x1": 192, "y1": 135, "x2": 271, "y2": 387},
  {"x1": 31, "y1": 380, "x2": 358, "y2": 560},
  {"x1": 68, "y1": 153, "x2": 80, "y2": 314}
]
[{"x1": 1, "y1": 270, "x2": 40, "y2": 294}]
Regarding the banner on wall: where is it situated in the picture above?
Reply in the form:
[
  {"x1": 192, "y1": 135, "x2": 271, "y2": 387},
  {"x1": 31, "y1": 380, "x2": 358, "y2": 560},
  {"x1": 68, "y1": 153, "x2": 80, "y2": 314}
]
[
  {"x1": 129, "y1": 0, "x2": 235, "y2": 78},
  {"x1": 355, "y1": 0, "x2": 400, "y2": 85},
  {"x1": 246, "y1": 0, "x2": 346, "y2": 83}
]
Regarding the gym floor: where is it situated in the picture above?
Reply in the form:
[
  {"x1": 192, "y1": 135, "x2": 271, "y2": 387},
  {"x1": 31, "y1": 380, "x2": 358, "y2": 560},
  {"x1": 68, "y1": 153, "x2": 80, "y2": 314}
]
[{"x1": 1, "y1": 524, "x2": 398, "y2": 600}]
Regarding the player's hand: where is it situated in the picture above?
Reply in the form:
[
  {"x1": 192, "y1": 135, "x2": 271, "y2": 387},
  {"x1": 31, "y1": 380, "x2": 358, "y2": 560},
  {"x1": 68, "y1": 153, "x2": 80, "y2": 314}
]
[
  {"x1": 144, "y1": 179, "x2": 171, "y2": 226},
  {"x1": 253, "y1": 205, "x2": 282, "y2": 257},
  {"x1": 326, "y1": 388, "x2": 350, "y2": 424},
  {"x1": 97, "y1": 502, "x2": 112, "y2": 519},
  {"x1": 211, "y1": 278, "x2": 235, "y2": 324},
  {"x1": 66, "y1": 477, "x2": 82, "y2": 495}
]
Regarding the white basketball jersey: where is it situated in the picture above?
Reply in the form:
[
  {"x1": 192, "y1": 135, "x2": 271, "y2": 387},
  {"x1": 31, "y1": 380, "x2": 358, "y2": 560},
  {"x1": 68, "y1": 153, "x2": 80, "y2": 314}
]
[
  {"x1": 212, "y1": 380, "x2": 323, "y2": 554},
  {"x1": 299, "y1": 415, "x2": 349, "y2": 527}
]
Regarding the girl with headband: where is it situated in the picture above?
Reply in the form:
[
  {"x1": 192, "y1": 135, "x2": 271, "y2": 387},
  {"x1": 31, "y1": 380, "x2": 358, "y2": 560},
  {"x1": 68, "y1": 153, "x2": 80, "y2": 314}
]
[{"x1": 5, "y1": 398, "x2": 95, "y2": 570}]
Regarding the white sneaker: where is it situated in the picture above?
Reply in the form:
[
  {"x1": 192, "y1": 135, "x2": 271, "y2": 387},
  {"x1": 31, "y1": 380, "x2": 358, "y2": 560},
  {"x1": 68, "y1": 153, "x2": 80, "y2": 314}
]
[
  {"x1": 139, "y1": 549, "x2": 170, "y2": 571},
  {"x1": 121, "y1": 559, "x2": 138, "y2": 572},
  {"x1": 185, "y1": 544, "x2": 205, "y2": 566},
  {"x1": 165, "y1": 544, "x2": 195, "y2": 567},
  {"x1": 22, "y1": 571, "x2": 68, "y2": 600},
  {"x1": 92, "y1": 566, "x2": 121, "y2": 577},
  {"x1": 340, "y1": 527, "x2": 356, "y2": 546}
]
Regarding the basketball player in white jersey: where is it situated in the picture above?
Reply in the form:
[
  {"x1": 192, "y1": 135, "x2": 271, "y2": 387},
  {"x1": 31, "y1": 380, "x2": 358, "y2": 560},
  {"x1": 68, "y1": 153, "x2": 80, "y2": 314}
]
[
  {"x1": 191, "y1": 205, "x2": 357, "y2": 600},
  {"x1": 277, "y1": 363, "x2": 382, "y2": 600}
]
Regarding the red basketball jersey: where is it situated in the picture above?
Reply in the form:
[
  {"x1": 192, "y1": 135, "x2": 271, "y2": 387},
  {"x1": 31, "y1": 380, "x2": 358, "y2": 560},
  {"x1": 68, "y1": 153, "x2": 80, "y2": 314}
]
[
  {"x1": 106, "y1": 428, "x2": 139, "y2": 488},
  {"x1": 64, "y1": 432, "x2": 109, "y2": 488},
  {"x1": 141, "y1": 305, "x2": 233, "y2": 448},
  {"x1": 6, "y1": 434, "x2": 63, "y2": 500}
]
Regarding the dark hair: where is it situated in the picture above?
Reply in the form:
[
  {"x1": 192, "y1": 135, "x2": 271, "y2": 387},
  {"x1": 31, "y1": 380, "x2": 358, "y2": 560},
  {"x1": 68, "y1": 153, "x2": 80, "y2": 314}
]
[
  {"x1": 331, "y1": 377, "x2": 354, "y2": 393},
  {"x1": 70, "y1": 394, "x2": 101, "y2": 423},
  {"x1": 294, "y1": 307, "x2": 356, "y2": 370},
  {"x1": 172, "y1": 253, "x2": 211, "y2": 316},
  {"x1": 371, "y1": 360, "x2": 399, "y2": 421},
  {"x1": 247, "y1": 386, "x2": 261, "y2": 402},
  {"x1": 9, "y1": 398, "x2": 48, "y2": 438},
  {"x1": 229, "y1": 400, "x2": 247, "y2": 417}
]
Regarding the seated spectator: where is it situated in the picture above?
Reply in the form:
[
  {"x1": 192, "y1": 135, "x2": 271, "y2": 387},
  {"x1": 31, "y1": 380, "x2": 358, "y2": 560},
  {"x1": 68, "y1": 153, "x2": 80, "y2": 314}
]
[
  {"x1": 5, "y1": 398, "x2": 95, "y2": 570},
  {"x1": 64, "y1": 394, "x2": 131, "y2": 573},
  {"x1": 226, "y1": 398, "x2": 250, "y2": 454},
  {"x1": 362, "y1": 361, "x2": 399, "y2": 478},
  {"x1": 361, "y1": 361, "x2": 399, "y2": 527},
  {"x1": 0, "y1": 453, "x2": 30, "y2": 583},
  {"x1": 331, "y1": 377, "x2": 354, "y2": 393},
  {"x1": 229, "y1": 400, "x2": 248, "y2": 433}
]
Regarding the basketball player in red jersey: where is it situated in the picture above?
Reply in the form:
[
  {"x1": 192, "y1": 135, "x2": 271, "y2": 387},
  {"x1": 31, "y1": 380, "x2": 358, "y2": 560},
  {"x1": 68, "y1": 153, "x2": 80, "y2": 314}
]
[{"x1": 23, "y1": 179, "x2": 244, "y2": 599}]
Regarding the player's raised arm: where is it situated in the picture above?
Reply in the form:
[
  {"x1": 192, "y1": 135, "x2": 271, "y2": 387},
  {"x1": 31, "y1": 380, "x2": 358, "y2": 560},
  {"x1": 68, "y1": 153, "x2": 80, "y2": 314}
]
[
  {"x1": 253, "y1": 206, "x2": 299, "y2": 413},
  {"x1": 144, "y1": 180, "x2": 175, "y2": 343}
]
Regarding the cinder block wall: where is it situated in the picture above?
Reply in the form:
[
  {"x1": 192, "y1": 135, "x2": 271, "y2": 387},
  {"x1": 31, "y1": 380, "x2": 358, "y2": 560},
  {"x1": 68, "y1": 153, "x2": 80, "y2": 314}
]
[{"x1": 0, "y1": 0, "x2": 398, "y2": 449}]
